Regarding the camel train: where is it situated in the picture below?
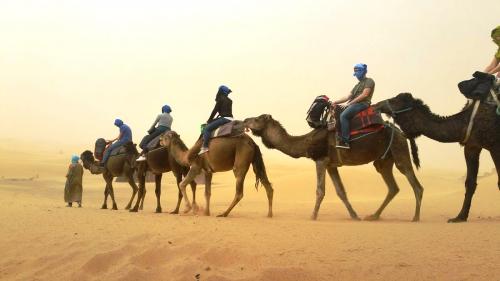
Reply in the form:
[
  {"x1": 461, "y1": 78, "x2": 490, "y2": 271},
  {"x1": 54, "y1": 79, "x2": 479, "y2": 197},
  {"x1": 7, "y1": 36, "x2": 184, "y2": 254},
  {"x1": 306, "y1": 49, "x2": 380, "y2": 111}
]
[{"x1": 81, "y1": 79, "x2": 499, "y2": 223}]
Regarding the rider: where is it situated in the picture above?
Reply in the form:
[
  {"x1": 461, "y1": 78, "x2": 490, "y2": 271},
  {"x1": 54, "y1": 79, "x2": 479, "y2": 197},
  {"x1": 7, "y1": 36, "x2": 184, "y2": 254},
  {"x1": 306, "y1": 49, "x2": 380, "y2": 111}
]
[
  {"x1": 137, "y1": 105, "x2": 173, "y2": 161},
  {"x1": 199, "y1": 85, "x2": 233, "y2": 155},
  {"x1": 485, "y1": 25, "x2": 500, "y2": 78},
  {"x1": 333, "y1": 63, "x2": 375, "y2": 149},
  {"x1": 101, "y1": 119, "x2": 133, "y2": 165}
]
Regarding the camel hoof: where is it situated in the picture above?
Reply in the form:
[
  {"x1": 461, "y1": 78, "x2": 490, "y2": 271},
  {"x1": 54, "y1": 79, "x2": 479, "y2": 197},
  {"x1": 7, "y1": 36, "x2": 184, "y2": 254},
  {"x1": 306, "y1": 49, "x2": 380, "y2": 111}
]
[
  {"x1": 124, "y1": 205, "x2": 131, "y2": 210},
  {"x1": 101, "y1": 205, "x2": 107, "y2": 209},
  {"x1": 448, "y1": 217, "x2": 467, "y2": 223},
  {"x1": 112, "y1": 204, "x2": 118, "y2": 210},
  {"x1": 129, "y1": 208, "x2": 138, "y2": 213},
  {"x1": 412, "y1": 217, "x2": 420, "y2": 222},
  {"x1": 352, "y1": 216, "x2": 362, "y2": 221},
  {"x1": 156, "y1": 208, "x2": 162, "y2": 213},
  {"x1": 183, "y1": 206, "x2": 192, "y2": 214},
  {"x1": 170, "y1": 210, "x2": 179, "y2": 214},
  {"x1": 204, "y1": 211, "x2": 210, "y2": 216},
  {"x1": 267, "y1": 213, "x2": 273, "y2": 218},
  {"x1": 216, "y1": 213, "x2": 228, "y2": 218},
  {"x1": 364, "y1": 214, "x2": 380, "y2": 221},
  {"x1": 192, "y1": 204, "x2": 199, "y2": 213},
  {"x1": 310, "y1": 213, "x2": 318, "y2": 220}
]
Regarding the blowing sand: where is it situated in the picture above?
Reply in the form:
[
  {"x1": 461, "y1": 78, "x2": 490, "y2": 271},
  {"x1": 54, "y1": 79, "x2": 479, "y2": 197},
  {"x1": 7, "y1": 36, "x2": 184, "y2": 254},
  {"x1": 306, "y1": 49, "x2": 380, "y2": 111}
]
[{"x1": 0, "y1": 141, "x2": 499, "y2": 281}]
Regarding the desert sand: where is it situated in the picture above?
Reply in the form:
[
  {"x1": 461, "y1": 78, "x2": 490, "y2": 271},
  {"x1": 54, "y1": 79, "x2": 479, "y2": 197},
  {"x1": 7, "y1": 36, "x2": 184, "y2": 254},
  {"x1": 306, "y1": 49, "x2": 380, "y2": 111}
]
[{"x1": 0, "y1": 140, "x2": 499, "y2": 281}]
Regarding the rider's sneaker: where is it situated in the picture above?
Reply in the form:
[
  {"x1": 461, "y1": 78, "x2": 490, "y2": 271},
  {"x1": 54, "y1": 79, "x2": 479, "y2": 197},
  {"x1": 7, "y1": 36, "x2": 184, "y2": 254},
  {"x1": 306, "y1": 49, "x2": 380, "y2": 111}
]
[
  {"x1": 136, "y1": 155, "x2": 146, "y2": 161},
  {"x1": 336, "y1": 141, "x2": 350, "y2": 149},
  {"x1": 198, "y1": 147, "x2": 209, "y2": 155}
]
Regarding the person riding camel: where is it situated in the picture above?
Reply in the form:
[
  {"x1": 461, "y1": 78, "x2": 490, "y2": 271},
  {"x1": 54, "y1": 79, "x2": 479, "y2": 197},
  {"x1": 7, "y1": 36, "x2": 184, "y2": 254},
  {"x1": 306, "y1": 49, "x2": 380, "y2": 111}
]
[
  {"x1": 137, "y1": 105, "x2": 173, "y2": 161},
  {"x1": 333, "y1": 63, "x2": 375, "y2": 149},
  {"x1": 101, "y1": 119, "x2": 133, "y2": 165},
  {"x1": 199, "y1": 85, "x2": 233, "y2": 155},
  {"x1": 484, "y1": 25, "x2": 500, "y2": 78}
]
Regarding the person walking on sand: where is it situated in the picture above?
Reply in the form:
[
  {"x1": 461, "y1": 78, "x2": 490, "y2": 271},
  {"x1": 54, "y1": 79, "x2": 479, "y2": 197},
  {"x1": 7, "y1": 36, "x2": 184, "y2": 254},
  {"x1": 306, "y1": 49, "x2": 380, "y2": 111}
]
[
  {"x1": 485, "y1": 25, "x2": 500, "y2": 78},
  {"x1": 64, "y1": 155, "x2": 83, "y2": 207}
]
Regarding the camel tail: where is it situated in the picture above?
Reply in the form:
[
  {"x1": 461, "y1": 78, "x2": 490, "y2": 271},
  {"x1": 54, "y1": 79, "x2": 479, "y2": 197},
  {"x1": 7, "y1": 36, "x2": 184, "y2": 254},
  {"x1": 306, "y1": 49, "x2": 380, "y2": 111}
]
[
  {"x1": 251, "y1": 142, "x2": 272, "y2": 191},
  {"x1": 409, "y1": 138, "x2": 421, "y2": 170}
]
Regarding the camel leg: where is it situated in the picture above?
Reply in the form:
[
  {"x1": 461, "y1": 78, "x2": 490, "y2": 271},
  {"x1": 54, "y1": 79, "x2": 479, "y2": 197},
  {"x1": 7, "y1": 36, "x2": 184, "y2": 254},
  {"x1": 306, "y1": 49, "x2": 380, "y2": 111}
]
[
  {"x1": 130, "y1": 171, "x2": 146, "y2": 212},
  {"x1": 179, "y1": 165, "x2": 202, "y2": 213},
  {"x1": 326, "y1": 165, "x2": 360, "y2": 220},
  {"x1": 171, "y1": 173, "x2": 183, "y2": 214},
  {"x1": 490, "y1": 149, "x2": 500, "y2": 191},
  {"x1": 139, "y1": 182, "x2": 146, "y2": 210},
  {"x1": 449, "y1": 146, "x2": 482, "y2": 223},
  {"x1": 204, "y1": 173, "x2": 213, "y2": 216},
  {"x1": 262, "y1": 180, "x2": 274, "y2": 218},
  {"x1": 190, "y1": 181, "x2": 198, "y2": 212},
  {"x1": 394, "y1": 160, "x2": 424, "y2": 222},
  {"x1": 125, "y1": 173, "x2": 138, "y2": 210},
  {"x1": 311, "y1": 160, "x2": 327, "y2": 220},
  {"x1": 365, "y1": 158, "x2": 400, "y2": 221},
  {"x1": 104, "y1": 174, "x2": 118, "y2": 210},
  {"x1": 154, "y1": 174, "x2": 163, "y2": 213},
  {"x1": 101, "y1": 185, "x2": 109, "y2": 209},
  {"x1": 217, "y1": 166, "x2": 250, "y2": 217}
]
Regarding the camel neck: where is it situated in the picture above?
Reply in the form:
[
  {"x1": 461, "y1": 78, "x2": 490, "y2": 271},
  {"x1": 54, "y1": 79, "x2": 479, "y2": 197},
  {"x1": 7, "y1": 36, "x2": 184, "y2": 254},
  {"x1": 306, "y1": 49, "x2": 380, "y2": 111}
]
[
  {"x1": 261, "y1": 123, "x2": 313, "y2": 158},
  {"x1": 171, "y1": 141, "x2": 190, "y2": 166},
  {"x1": 407, "y1": 106, "x2": 470, "y2": 143}
]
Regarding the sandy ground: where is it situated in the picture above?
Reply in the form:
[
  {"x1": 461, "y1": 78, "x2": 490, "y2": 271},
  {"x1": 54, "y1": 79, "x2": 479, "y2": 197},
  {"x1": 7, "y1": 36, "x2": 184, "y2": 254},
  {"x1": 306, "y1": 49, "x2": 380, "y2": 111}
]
[{"x1": 0, "y1": 141, "x2": 500, "y2": 281}]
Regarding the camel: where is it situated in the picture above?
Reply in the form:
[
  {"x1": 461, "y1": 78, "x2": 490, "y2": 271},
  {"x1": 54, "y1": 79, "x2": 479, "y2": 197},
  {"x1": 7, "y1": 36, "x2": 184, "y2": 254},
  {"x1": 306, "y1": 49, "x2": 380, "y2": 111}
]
[
  {"x1": 374, "y1": 93, "x2": 500, "y2": 222},
  {"x1": 159, "y1": 131, "x2": 274, "y2": 217},
  {"x1": 80, "y1": 143, "x2": 139, "y2": 210},
  {"x1": 243, "y1": 114, "x2": 424, "y2": 221},
  {"x1": 129, "y1": 145, "x2": 198, "y2": 213}
]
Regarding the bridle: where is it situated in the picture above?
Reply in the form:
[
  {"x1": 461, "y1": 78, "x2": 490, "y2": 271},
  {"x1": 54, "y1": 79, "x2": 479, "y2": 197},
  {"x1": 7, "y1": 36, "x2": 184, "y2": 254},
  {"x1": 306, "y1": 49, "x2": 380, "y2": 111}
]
[{"x1": 384, "y1": 99, "x2": 413, "y2": 118}]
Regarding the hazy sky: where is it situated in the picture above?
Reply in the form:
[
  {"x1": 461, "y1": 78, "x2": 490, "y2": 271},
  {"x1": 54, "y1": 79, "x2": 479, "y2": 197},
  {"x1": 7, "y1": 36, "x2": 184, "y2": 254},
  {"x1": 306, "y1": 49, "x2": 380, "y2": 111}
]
[{"x1": 0, "y1": 0, "x2": 499, "y2": 171}]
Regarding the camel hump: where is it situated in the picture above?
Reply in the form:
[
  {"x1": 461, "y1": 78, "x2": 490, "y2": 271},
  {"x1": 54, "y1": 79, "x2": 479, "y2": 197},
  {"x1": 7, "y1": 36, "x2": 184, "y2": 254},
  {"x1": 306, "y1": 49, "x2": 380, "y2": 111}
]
[{"x1": 211, "y1": 120, "x2": 245, "y2": 139}]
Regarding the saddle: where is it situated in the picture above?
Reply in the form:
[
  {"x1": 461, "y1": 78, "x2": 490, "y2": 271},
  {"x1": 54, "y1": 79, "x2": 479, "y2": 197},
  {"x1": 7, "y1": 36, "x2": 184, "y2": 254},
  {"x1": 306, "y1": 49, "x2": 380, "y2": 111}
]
[
  {"x1": 328, "y1": 106, "x2": 385, "y2": 138},
  {"x1": 145, "y1": 135, "x2": 162, "y2": 151},
  {"x1": 94, "y1": 138, "x2": 131, "y2": 161},
  {"x1": 209, "y1": 120, "x2": 245, "y2": 139}
]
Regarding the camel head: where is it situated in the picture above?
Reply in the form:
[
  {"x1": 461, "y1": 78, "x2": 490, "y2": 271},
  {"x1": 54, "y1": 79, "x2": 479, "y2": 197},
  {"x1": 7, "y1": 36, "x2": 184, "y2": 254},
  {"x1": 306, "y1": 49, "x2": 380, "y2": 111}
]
[
  {"x1": 243, "y1": 114, "x2": 274, "y2": 136},
  {"x1": 373, "y1": 93, "x2": 416, "y2": 116},
  {"x1": 80, "y1": 150, "x2": 96, "y2": 169},
  {"x1": 373, "y1": 93, "x2": 423, "y2": 139},
  {"x1": 159, "y1": 131, "x2": 181, "y2": 149}
]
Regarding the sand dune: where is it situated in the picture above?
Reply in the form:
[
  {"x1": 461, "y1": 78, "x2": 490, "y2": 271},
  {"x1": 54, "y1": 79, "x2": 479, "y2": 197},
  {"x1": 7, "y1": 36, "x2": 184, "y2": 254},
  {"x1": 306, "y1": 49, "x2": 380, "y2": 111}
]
[{"x1": 0, "y1": 142, "x2": 499, "y2": 281}]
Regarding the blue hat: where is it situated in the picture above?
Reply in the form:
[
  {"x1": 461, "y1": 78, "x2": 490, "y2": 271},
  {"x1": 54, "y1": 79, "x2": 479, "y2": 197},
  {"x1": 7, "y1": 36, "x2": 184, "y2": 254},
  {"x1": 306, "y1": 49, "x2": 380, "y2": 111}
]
[
  {"x1": 353, "y1": 63, "x2": 368, "y2": 80},
  {"x1": 71, "y1": 155, "x2": 79, "y2": 164},
  {"x1": 114, "y1": 119, "x2": 123, "y2": 127},
  {"x1": 218, "y1": 85, "x2": 232, "y2": 96},
  {"x1": 162, "y1": 105, "x2": 172, "y2": 113}
]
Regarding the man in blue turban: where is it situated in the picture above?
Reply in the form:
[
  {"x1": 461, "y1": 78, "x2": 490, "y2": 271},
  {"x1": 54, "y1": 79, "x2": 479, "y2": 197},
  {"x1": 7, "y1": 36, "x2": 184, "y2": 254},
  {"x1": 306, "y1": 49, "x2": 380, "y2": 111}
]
[
  {"x1": 137, "y1": 104, "x2": 173, "y2": 161},
  {"x1": 101, "y1": 119, "x2": 133, "y2": 165},
  {"x1": 333, "y1": 63, "x2": 376, "y2": 149}
]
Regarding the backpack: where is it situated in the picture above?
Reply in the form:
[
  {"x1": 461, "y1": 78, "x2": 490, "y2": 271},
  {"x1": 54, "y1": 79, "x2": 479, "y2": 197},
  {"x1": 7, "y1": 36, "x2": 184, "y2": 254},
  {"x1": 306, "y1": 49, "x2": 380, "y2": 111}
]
[
  {"x1": 94, "y1": 138, "x2": 107, "y2": 161},
  {"x1": 306, "y1": 95, "x2": 331, "y2": 128}
]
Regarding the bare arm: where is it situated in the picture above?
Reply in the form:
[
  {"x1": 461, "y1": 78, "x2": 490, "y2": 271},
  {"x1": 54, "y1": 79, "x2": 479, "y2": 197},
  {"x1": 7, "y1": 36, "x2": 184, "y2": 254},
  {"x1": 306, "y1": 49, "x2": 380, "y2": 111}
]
[
  {"x1": 484, "y1": 56, "x2": 500, "y2": 74},
  {"x1": 346, "y1": 88, "x2": 372, "y2": 106},
  {"x1": 334, "y1": 94, "x2": 352, "y2": 104}
]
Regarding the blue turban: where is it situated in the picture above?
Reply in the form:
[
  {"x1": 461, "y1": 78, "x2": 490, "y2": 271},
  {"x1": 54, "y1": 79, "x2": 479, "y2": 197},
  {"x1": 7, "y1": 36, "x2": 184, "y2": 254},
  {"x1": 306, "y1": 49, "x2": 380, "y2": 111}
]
[
  {"x1": 353, "y1": 63, "x2": 368, "y2": 81},
  {"x1": 218, "y1": 85, "x2": 232, "y2": 96},
  {"x1": 71, "y1": 155, "x2": 79, "y2": 164},
  {"x1": 162, "y1": 105, "x2": 172, "y2": 113},
  {"x1": 114, "y1": 119, "x2": 123, "y2": 127}
]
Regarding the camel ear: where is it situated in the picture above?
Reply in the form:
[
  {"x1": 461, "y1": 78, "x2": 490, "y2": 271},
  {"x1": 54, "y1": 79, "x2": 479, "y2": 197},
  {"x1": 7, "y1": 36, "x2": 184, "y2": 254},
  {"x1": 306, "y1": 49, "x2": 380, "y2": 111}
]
[{"x1": 264, "y1": 114, "x2": 272, "y2": 120}]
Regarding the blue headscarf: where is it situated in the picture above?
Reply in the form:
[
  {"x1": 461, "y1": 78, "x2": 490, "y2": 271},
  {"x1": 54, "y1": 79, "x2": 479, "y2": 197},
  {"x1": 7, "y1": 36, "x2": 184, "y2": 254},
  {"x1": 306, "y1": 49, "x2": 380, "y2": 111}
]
[
  {"x1": 162, "y1": 105, "x2": 172, "y2": 113},
  {"x1": 218, "y1": 85, "x2": 232, "y2": 96},
  {"x1": 114, "y1": 119, "x2": 123, "y2": 127},
  {"x1": 353, "y1": 63, "x2": 368, "y2": 81},
  {"x1": 71, "y1": 155, "x2": 79, "y2": 164}
]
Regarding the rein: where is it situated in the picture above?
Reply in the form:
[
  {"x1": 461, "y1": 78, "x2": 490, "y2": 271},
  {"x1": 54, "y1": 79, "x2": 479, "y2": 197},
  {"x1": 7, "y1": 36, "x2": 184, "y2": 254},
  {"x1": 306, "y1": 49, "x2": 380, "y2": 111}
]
[{"x1": 385, "y1": 100, "x2": 413, "y2": 117}]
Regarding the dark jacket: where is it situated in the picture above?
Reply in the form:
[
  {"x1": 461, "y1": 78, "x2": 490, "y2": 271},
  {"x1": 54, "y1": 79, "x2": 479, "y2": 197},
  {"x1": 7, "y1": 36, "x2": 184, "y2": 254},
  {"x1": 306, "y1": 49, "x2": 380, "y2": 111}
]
[{"x1": 208, "y1": 94, "x2": 233, "y2": 122}]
